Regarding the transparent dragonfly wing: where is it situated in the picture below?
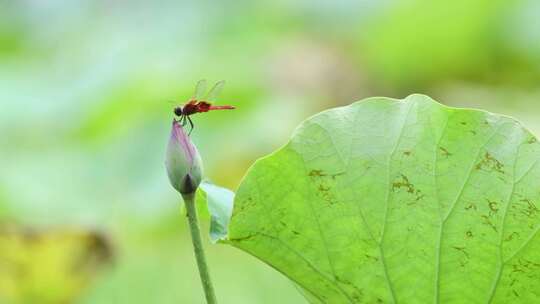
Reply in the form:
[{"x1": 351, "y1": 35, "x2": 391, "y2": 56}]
[
  {"x1": 205, "y1": 80, "x2": 225, "y2": 102},
  {"x1": 193, "y1": 79, "x2": 208, "y2": 100}
]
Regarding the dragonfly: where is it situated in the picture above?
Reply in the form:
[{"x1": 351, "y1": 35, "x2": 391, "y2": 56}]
[{"x1": 173, "y1": 80, "x2": 235, "y2": 134}]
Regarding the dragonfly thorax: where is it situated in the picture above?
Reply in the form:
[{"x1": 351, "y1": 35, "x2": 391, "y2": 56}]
[{"x1": 181, "y1": 103, "x2": 199, "y2": 116}]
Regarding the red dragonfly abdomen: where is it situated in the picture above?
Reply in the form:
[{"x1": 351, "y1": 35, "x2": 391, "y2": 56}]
[
  {"x1": 194, "y1": 102, "x2": 235, "y2": 113},
  {"x1": 208, "y1": 105, "x2": 235, "y2": 111}
]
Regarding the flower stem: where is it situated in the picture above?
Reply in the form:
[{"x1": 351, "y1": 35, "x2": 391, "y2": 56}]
[{"x1": 182, "y1": 192, "x2": 217, "y2": 304}]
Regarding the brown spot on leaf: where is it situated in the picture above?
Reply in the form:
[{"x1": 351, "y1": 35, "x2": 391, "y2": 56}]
[
  {"x1": 331, "y1": 172, "x2": 345, "y2": 179},
  {"x1": 236, "y1": 197, "x2": 255, "y2": 215},
  {"x1": 487, "y1": 199, "x2": 499, "y2": 213},
  {"x1": 504, "y1": 232, "x2": 519, "y2": 242},
  {"x1": 309, "y1": 169, "x2": 344, "y2": 180},
  {"x1": 520, "y1": 199, "x2": 539, "y2": 218},
  {"x1": 439, "y1": 147, "x2": 452, "y2": 157},
  {"x1": 309, "y1": 169, "x2": 342, "y2": 204},
  {"x1": 413, "y1": 192, "x2": 425, "y2": 203},
  {"x1": 316, "y1": 183, "x2": 337, "y2": 204},
  {"x1": 392, "y1": 174, "x2": 415, "y2": 194},
  {"x1": 453, "y1": 246, "x2": 469, "y2": 258},
  {"x1": 335, "y1": 276, "x2": 363, "y2": 301},
  {"x1": 465, "y1": 203, "x2": 477, "y2": 211},
  {"x1": 475, "y1": 152, "x2": 505, "y2": 174},
  {"x1": 392, "y1": 174, "x2": 424, "y2": 203},
  {"x1": 309, "y1": 169, "x2": 327, "y2": 177},
  {"x1": 480, "y1": 215, "x2": 498, "y2": 232},
  {"x1": 512, "y1": 258, "x2": 540, "y2": 274},
  {"x1": 365, "y1": 254, "x2": 379, "y2": 262},
  {"x1": 318, "y1": 184, "x2": 330, "y2": 192}
]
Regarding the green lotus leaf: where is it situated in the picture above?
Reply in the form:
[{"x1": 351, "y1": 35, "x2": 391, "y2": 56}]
[{"x1": 225, "y1": 94, "x2": 540, "y2": 303}]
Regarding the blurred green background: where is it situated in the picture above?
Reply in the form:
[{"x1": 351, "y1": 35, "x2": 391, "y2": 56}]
[{"x1": 1, "y1": 1, "x2": 539, "y2": 303}]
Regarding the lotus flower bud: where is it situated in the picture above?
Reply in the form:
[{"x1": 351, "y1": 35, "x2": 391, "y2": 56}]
[{"x1": 165, "y1": 120, "x2": 203, "y2": 195}]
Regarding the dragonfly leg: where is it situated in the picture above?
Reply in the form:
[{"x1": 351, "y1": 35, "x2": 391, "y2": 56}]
[{"x1": 187, "y1": 116, "x2": 194, "y2": 136}]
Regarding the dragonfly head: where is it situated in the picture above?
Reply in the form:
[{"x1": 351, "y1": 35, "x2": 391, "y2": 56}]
[{"x1": 174, "y1": 106, "x2": 183, "y2": 116}]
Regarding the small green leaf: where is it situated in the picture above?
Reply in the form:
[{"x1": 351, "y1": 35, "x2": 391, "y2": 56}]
[
  {"x1": 226, "y1": 94, "x2": 540, "y2": 303},
  {"x1": 196, "y1": 181, "x2": 234, "y2": 243}
]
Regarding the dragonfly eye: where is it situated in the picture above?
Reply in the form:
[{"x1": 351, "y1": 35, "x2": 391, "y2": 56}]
[{"x1": 174, "y1": 107, "x2": 183, "y2": 116}]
